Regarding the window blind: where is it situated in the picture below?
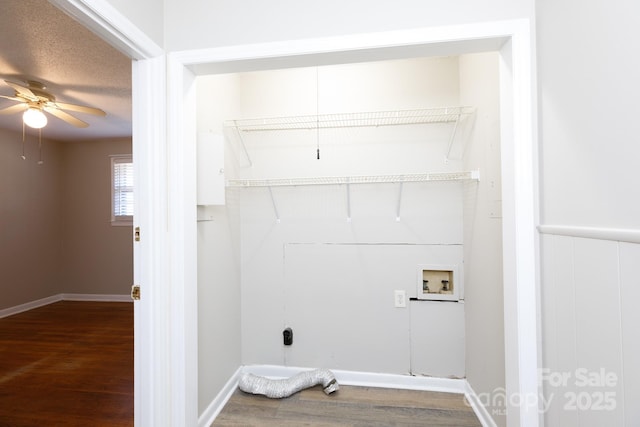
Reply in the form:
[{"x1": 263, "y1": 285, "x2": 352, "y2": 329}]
[{"x1": 112, "y1": 156, "x2": 134, "y2": 219}]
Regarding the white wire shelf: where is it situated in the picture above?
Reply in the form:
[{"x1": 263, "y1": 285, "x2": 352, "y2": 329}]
[
  {"x1": 227, "y1": 170, "x2": 480, "y2": 188},
  {"x1": 224, "y1": 106, "x2": 475, "y2": 132}
]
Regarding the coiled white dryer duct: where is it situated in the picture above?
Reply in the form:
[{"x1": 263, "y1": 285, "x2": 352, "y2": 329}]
[{"x1": 238, "y1": 368, "x2": 339, "y2": 399}]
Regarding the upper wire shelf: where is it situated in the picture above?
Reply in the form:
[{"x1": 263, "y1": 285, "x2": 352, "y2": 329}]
[
  {"x1": 224, "y1": 106, "x2": 475, "y2": 132},
  {"x1": 227, "y1": 170, "x2": 480, "y2": 188}
]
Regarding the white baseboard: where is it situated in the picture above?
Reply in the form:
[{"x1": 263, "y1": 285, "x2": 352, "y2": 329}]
[
  {"x1": 61, "y1": 293, "x2": 131, "y2": 302},
  {"x1": 0, "y1": 294, "x2": 63, "y2": 319},
  {"x1": 0, "y1": 293, "x2": 131, "y2": 319},
  {"x1": 242, "y1": 364, "x2": 467, "y2": 394},
  {"x1": 203, "y1": 364, "x2": 493, "y2": 425},
  {"x1": 198, "y1": 367, "x2": 243, "y2": 427},
  {"x1": 465, "y1": 382, "x2": 498, "y2": 427}
]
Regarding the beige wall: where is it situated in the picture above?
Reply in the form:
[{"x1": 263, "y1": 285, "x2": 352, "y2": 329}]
[
  {"x1": 0, "y1": 128, "x2": 64, "y2": 308},
  {"x1": 60, "y1": 138, "x2": 133, "y2": 295},
  {"x1": 0, "y1": 130, "x2": 132, "y2": 310}
]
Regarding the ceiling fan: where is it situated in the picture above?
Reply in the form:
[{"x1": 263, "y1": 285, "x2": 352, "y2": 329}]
[{"x1": 0, "y1": 79, "x2": 106, "y2": 128}]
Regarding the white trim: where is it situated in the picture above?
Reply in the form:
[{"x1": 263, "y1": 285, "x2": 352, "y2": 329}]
[
  {"x1": 498, "y1": 22, "x2": 541, "y2": 427},
  {"x1": 465, "y1": 382, "x2": 499, "y2": 427},
  {"x1": 242, "y1": 365, "x2": 467, "y2": 394},
  {"x1": 48, "y1": 0, "x2": 163, "y2": 60},
  {"x1": 174, "y1": 21, "x2": 513, "y2": 70},
  {"x1": 539, "y1": 224, "x2": 640, "y2": 244},
  {"x1": 48, "y1": 2, "x2": 166, "y2": 427},
  {"x1": 166, "y1": 54, "x2": 199, "y2": 427},
  {"x1": 197, "y1": 367, "x2": 243, "y2": 427},
  {"x1": 170, "y1": 18, "x2": 539, "y2": 427},
  {"x1": 132, "y1": 55, "x2": 170, "y2": 427},
  {"x1": 61, "y1": 293, "x2": 132, "y2": 302},
  {"x1": 0, "y1": 295, "x2": 62, "y2": 319},
  {"x1": 0, "y1": 294, "x2": 131, "y2": 319}
]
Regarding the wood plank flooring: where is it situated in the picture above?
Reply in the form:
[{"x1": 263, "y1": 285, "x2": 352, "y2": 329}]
[
  {"x1": 0, "y1": 301, "x2": 133, "y2": 427},
  {"x1": 213, "y1": 384, "x2": 482, "y2": 426}
]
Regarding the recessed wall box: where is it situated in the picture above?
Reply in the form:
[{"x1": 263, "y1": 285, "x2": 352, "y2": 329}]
[{"x1": 416, "y1": 264, "x2": 460, "y2": 301}]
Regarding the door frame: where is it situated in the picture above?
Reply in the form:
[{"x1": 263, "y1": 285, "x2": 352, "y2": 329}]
[
  {"x1": 48, "y1": 1, "x2": 167, "y2": 426},
  {"x1": 52, "y1": 2, "x2": 541, "y2": 424},
  {"x1": 170, "y1": 19, "x2": 541, "y2": 427}
]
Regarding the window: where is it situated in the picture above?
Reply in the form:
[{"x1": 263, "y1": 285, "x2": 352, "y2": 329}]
[{"x1": 111, "y1": 155, "x2": 133, "y2": 226}]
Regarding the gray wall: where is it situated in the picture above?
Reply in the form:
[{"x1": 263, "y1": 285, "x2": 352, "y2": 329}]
[
  {"x1": 0, "y1": 129, "x2": 64, "y2": 308},
  {"x1": 60, "y1": 138, "x2": 133, "y2": 295},
  {"x1": 0, "y1": 131, "x2": 133, "y2": 310}
]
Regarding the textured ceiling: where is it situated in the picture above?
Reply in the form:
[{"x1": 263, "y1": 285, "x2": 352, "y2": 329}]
[{"x1": 0, "y1": 0, "x2": 132, "y2": 142}]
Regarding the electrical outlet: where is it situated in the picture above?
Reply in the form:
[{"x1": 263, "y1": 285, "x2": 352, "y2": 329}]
[{"x1": 394, "y1": 290, "x2": 406, "y2": 308}]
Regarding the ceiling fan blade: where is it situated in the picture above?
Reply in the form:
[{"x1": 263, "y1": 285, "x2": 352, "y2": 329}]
[
  {"x1": 54, "y1": 101, "x2": 106, "y2": 116},
  {"x1": 0, "y1": 94, "x2": 24, "y2": 102},
  {"x1": 0, "y1": 103, "x2": 28, "y2": 115},
  {"x1": 4, "y1": 80, "x2": 37, "y2": 101},
  {"x1": 44, "y1": 107, "x2": 89, "y2": 128}
]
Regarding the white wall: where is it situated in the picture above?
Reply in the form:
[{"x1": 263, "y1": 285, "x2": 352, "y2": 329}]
[
  {"x1": 537, "y1": 0, "x2": 640, "y2": 229},
  {"x1": 230, "y1": 58, "x2": 461, "y2": 180},
  {"x1": 537, "y1": 0, "x2": 640, "y2": 424},
  {"x1": 210, "y1": 58, "x2": 472, "y2": 377},
  {"x1": 196, "y1": 205, "x2": 241, "y2": 414},
  {"x1": 99, "y1": 0, "x2": 164, "y2": 48},
  {"x1": 196, "y1": 74, "x2": 242, "y2": 415},
  {"x1": 197, "y1": 54, "x2": 508, "y2": 422},
  {"x1": 163, "y1": 0, "x2": 534, "y2": 51},
  {"x1": 541, "y1": 236, "x2": 638, "y2": 426},
  {"x1": 460, "y1": 52, "x2": 505, "y2": 425},
  {"x1": 238, "y1": 184, "x2": 465, "y2": 374}
]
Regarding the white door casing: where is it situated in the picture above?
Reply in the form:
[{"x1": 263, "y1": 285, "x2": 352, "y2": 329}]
[
  {"x1": 171, "y1": 19, "x2": 541, "y2": 427},
  {"x1": 47, "y1": 1, "x2": 168, "y2": 426},
  {"x1": 50, "y1": 2, "x2": 541, "y2": 425}
]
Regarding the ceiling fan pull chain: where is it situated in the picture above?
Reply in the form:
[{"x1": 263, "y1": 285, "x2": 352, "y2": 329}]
[
  {"x1": 21, "y1": 121, "x2": 26, "y2": 160},
  {"x1": 38, "y1": 129, "x2": 44, "y2": 165},
  {"x1": 316, "y1": 67, "x2": 320, "y2": 160}
]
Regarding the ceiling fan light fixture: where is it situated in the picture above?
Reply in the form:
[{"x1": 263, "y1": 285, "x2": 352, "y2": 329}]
[{"x1": 23, "y1": 107, "x2": 47, "y2": 129}]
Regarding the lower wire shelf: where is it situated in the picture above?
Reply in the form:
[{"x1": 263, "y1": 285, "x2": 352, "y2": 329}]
[{"x1": 226, "y1": 170, "x2": 480, "y2": 188}]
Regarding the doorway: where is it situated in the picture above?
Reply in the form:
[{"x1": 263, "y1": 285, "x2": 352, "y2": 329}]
[
  {"x1": 54, "y1": 5, "x2": 540, "y2": 425},
  {"x1": 168, "y1": 20, "x2": 539, "y2": 427}
]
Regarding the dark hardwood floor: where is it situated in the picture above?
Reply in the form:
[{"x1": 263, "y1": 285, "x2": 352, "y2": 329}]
[
  {"x1": 213, "y1": 384, "x2": 482, "y2": 426},
  {"x1": 0, "y1": 301, "x2": 133, "y2": 427}
]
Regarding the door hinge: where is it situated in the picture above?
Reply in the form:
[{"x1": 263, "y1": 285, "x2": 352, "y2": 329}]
[
  {"x1": 134, "y1": 227, "x2": 141, "y2": 242},
  {"x1": 131, "y1": 285, "x2": 141, "y2": 301}
]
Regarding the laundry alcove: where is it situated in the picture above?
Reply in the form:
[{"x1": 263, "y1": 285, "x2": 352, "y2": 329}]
[{"x1": 195, "y1": 52, "x2": 504, "y2": 420}]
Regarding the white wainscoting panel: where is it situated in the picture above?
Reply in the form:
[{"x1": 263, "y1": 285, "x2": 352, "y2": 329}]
[{"x1": 540, "y1": 231, "x2": 637, "y2": 426}]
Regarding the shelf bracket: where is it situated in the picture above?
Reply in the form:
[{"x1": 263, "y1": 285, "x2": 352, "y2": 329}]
[
  {"x1": 232, "y1": 122, "x2": 253, "y2": 167},
  {"x1": 445, "y1": 113, "x2": 461, "y2": 162},
  {"x1": 268, "y1": 186, "x2": 280, "y2": 223},
  {"x1": 396, "y1": 181, "x2": 404, "y2": 222}
]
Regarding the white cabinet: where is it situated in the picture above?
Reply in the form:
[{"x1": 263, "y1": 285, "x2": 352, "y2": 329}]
[{"x1": 197, "y1": 132, "x2": 225, "y2": 205}]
